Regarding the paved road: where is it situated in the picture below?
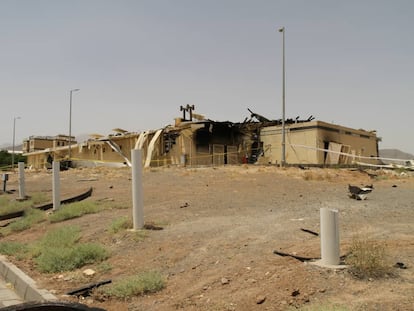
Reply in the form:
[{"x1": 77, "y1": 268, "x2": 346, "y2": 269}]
[{"x1": 0, "y1": 277, "x2": 24, "y2": 308}]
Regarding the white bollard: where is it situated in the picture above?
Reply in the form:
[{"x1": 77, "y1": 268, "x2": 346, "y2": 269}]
[
  {"x1": 18, "y1": 162, "x2": 26, "y2": 200},
  {"x1": 52, "y1": 161, "x2": 60, "y2": 211},
  {"x1": 131, "y1": 149, "x2": 144, "y2": 229},
  {"x1": 320, "y1": 208, "x2": 340, "y2": 265}
]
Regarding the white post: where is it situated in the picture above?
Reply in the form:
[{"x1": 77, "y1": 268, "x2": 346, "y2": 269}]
[
  {"x1": 320, "y1": 208, "x2": 340, "y2": 265},
  {"x1": 18, "y1": 162, "x2": 26, "y2": 200},
  {"x1": 52, "y1": 161, "x2": 60, "y2": 211},
  {"x1": 131, "y1": 149, "x2": 144, "y2": 229}
]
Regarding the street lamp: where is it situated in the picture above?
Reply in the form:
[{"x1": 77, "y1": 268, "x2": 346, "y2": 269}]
[
  {"x1": 12, "y1": 116, "x2": 21, "y2": 170},
  {"x1": 278, "y1": 27, "x2": 286, "y2": 166},
  {"x1": 68, "y1": 88, "x2": 80, "y2": 159}
]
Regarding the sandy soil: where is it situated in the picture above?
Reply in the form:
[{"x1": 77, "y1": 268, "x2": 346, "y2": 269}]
[{"x1": 1, "y1": 165, "x2": 414, "y2": 311}]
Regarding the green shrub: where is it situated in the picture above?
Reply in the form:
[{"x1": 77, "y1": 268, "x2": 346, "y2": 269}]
[
  {"x1": 0, "y1": 196, "x2": 8, "y2": 206},
  {"x1": 346, "y1": 237, "x2": 393, "y2": 279},
  {"x1": 38, "y1": 226, "x2": 81, "y2": 248},
  {"x1": 109, "y1": 217, "x2": 132, "y2": 233},
  {"x1": 0, "y1": 241, "x2": 29, "y2": 259},
  {"x1": 29, "y1": 192, "x2": 49, "y2": 205},
  {"x1": 36, "y1": 243, "x2": 108, "y2": 273},
  {"x1": 0, "y1": 200, "x2": 30, "y2": 216},
  {"x1": 100, "y1": 271, "x2": 165, "y2": 299},
  {"x1": 48, "y1": 201, "x2": 100, "y2": 223},
  {"x1": 96, "y1": 262, "x2": 112, "y2": 273},
  {"x1": 35, "y1": 226, "x2": 108, "y2": 273},
  {"x1": 8, "y1": 208, "x2": 46, "y2": 233}
]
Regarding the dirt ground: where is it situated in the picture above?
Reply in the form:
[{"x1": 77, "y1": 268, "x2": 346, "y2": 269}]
[{"x1": 2, "y1": 165, "x2": 414, "y2": 311}]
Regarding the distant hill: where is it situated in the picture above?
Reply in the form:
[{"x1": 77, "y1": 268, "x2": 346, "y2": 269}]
[
  {"x1": 379, "y1": 149, "x2": 414, "y2": 164},
  {"x1": 0, "y1": 143, "x2": 23, "y2": 151}
]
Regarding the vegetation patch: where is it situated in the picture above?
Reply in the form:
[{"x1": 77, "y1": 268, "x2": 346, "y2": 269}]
[
  {"x1": 0, "y1": 241, "x2": 29, "y2": 260},
  {"x1": 34, "y1": 226, "x2": 108, "y2": 273},
  {"x1": 109, "y1": 216, "x2": 132, "y2": 233},
  {"x1": 3, "y1": 208, "x2": 46, "y2": 235},
  {"x1": 98, "y1": 270, "x2": 165, "y2": 299},
  {"x1": 346, "y1": 236, "x2": 394, "y2": 279},
  {"x1": 0, "y1": 198, "x2": 32, "y2": 216},
  {"x1": 48, "y1": 201, "x2": 100, "y2": 223}
]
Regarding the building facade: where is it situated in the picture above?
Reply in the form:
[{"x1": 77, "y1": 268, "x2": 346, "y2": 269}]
[{"x1": 23, "y1": 115, "x2": 380, "y2": 169}]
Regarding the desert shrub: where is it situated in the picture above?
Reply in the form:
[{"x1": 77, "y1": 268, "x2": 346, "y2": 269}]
[
  {"x1": 38, "y1": 225, "x2": 81, "y2": 248},
  {"x1": 0, "y1": 196, "x2": 8, "y2": 206},
  {"x1": 0, "y1": 199, "x2": 31, "y2": 216},
  {"x1": 36, "y1": 243, "x2": 108, "y2": 273},
  {"x1": 48, "y1": 201, "x2": 100, "y2": 223},
  {"x1": 0, "y1": 241, "x2": 29, "y2": 259},
  {"x1": 35, "y1": 226, "x2": 108, "y2": 273},
  {"x1": 29, "y1": 192, "x2": 49, "y2": 205},
  {"x1": 8, "y1": 208, "x2": 46, "y2": 233},
  {"x1": 109, "y1": 216, "x2": 132, "y2": 233},
  {"x1": 96, "y1": 262, "x2": 113, "y2": 273},
  {"x1": 99, "y1": 271, "x2": 165, "y2": 299},
  {"x1": 346, "y1": 237, "x2": 393, "y2": 279}
]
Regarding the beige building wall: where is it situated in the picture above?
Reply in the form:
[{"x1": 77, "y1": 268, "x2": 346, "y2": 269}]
[{"x1": 260, "y1": 121, "x2": 378, "y2": 165}]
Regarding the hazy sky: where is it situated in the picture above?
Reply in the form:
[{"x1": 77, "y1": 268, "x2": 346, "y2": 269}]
[{"x1": 1, "y1": 0, "x2": 413, "y2": 154}]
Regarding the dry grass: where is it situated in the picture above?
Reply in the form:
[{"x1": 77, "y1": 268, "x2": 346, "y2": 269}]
[{"x1": 346, "y1": 236, "x2": 394, "y2": 279}]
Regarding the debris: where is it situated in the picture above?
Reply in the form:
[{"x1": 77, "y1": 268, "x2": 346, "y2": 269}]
[
  {"x1": 273, "y1": 250, "x2": 317, "y2": 262},
  {"x1": 348, "y1": 184, "x2": 373, "y2": 200},
  {"x1": 66, "y1": 279, "x2": 112, "y2": 297},
  {"x1": 180, "y1": 202, "x2": 189, "y2": 208},
  {"x1": 248, "y1": 108, "x2": 271, "y2": 123},
  {"x1": 291, "y1": 289, "x2": 300, "y2": 297},
  {"x1": 392, "y1": 184, "x2": 398, "y2": 188},
  {"x1": 143, "y1": 222, "x2": 163, "y2": 230},
  {"x1": 300, "y1": 228, "x2": 319, "y2": 236},
  {"x1": 394, "y1": 262, "x2": 407, "y2": 269},
  {"x1": 36, "y1": 187, "x2": 93, "y2": 211}
]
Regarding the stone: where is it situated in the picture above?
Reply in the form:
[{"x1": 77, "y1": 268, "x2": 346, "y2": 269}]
[
  {"x1": 221, "y1": 277, "x2": 230, "y2": 285},
  {"x1": 83, "y1": 268, "x2": 96, "y2": 277},
  {"x1": 256, "y1": 295, "x2": 266, "y2": 304}
]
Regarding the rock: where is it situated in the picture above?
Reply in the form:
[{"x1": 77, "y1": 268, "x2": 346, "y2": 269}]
[
  {"x1": 394, "y1": 262, "x2": 407, "y2": 269},
  {"x1": 221, "y1": 277, "x2": 230, "y2": 285},
  {"x1": 256, "y1": 295, "x2": 266, "y2": 304},
  {"x1": 83, "y1": 269, "x2": 96, "y2": 277},
  {"x1": 291, "y1": 289, "x2": 300, "y2": 296}
]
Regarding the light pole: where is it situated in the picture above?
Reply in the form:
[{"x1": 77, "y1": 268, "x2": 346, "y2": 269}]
[
  {"x1": 278, "y1": 27, "x2": 286, "y2": 166},
  {"x1": 68, "y1": 88, "x2": 80, "y2": 159},
  {"x1": 12, "y1": 116, "x2": 21, "y2": 170}
]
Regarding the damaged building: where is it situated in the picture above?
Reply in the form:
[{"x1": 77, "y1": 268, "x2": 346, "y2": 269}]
[{"x1": 23, "y1": 106, "x2": 380, "y2": 169}]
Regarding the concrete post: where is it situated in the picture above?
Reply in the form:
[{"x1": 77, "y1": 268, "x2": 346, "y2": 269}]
[
  {"x1": 320, "y1": 208, "x2": 340, "y2": 265},
  {"x1": 131, "y1": 149, "x2": 144, "y2": 229},
  {"x1": 52, "y1": 161, "x2": 60, "y2": 211},
  {"x1": 18, "y1": 162, "x2": 26, "y2": 200}
]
